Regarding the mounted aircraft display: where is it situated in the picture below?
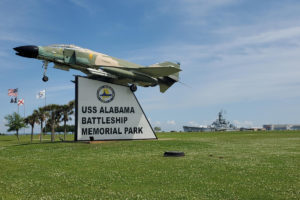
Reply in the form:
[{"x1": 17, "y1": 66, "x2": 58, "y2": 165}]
[{"x1": 13, "y1": 44, "x2": 181, "y2": 92}]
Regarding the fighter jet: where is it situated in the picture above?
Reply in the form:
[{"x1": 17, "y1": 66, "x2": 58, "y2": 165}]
[{"x1": 13, "y1": 44, "x2": 181, "y2": 92}]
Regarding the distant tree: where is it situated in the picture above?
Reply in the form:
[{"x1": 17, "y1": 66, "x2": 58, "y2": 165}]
[
  {"x1": 64, "y1": 124, "x2": 75, "y2": 133},
  {"x1": 154, "y1": 127, "x2": 161, "y2": 132},
  {"x1": 35, "y1": 107, "x2": 49, "y2": 143},
  {"x1": 44, "y1": 104, "x2": 62, "y2": 142},
  {"x1": 24, "y1": 112, "x2": 39, "y2": 143},
  {"x1": 4, "y1": 112, "x2": 27, "y2": 142},
  {"x1": 60, "y1": 100, "x2": 74, "y2": 140},
  {"x1": 43, "y1": 123, "x2": 50, "y2": 133},
  {"x1": 43, "y1": 124, "x2": 75, "y2": 133}
]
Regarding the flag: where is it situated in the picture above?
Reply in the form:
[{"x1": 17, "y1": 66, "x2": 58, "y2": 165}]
[
  {"x1": 18, "y1": 98, "x2": 24, "y2": 106},
  {"x1": 36, "y1": 90, "x2": 46, "y2": 99},
  {"x1": 8, "y1": 88, "x2": 18, "y2": 97},
  {"x1": 10, "y1": 98, "x2": 17, "y2": 103}
]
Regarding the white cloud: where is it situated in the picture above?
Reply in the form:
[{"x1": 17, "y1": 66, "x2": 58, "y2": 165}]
[
  {"x1": 151, "y1": 120, "x2": 161, "y2": 127},
  {"x1": 68, "y1": 0, "x2": 97, "y2": 15},
  {"x1": 0, "y1": 1, "x2": 44, "y2": 44},
  {"x1": 47, "y1": 85, "x2": 74, "y2": 92},
  {"x1": 142, "y1": 0, "x2": 239, "y2": 27},
  {"x1": 167, "y1": 120, "x2": 176, "y2": 125},
  {"x1": 0, "y1": 33, "x2": 30, "y2": 43},
  {"x1": 158, "y1": 0, "x2": 237, "y2": 18},
  {"x1": 0, "y1": 118, "x2": 7, "y2": 133},
  {"x1": 154, "y1": 121, "x2": 161, "y2": 125},
  {"x1": 234, "y1": 26, "x2": 300, "y2": 46},
  {"x1": 233, "y1": 120, "x2": 254, "y2": 128},
  {"x1": 188, "y1": 121, "x2": 199, "y2": 127},
  {"x1": 130, "y1": 24, "x2": 300, "y2": 111}
]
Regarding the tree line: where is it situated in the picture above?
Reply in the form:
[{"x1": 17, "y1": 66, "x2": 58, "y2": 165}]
[{"x1": 4, "y1": 100, "x2": 74, "y2": 143}]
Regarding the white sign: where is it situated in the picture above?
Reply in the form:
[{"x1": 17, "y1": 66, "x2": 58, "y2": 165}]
[{"x1": 75, "y1": 76, "x2": 157, "y2": 141}]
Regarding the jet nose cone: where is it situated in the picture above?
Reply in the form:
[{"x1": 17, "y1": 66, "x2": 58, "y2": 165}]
[{"x1": 13, "y1": 45, "x2": 39, "y2": 58}]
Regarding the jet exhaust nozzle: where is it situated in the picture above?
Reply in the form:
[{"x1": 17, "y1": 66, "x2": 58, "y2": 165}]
[{"x1": 13, "y1": 45, "x2": 39, "y2": 58}]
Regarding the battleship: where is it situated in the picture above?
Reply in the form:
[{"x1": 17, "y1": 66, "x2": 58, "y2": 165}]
[
  {"x1": 183, "y1": 110, "x2": 236, "y2": 132},
  {"x1": 210, "y1": 110, "x2": 236, "y2": 131}
]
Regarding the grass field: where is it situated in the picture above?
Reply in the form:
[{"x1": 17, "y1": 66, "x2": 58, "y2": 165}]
[{"x1": 0, "y1": 131, "x2": 299, "y2": 200}]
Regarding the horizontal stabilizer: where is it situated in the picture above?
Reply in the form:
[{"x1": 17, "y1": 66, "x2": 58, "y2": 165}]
[{"x1": 156, "y1": 62, "x2": 181, "y2": 93}]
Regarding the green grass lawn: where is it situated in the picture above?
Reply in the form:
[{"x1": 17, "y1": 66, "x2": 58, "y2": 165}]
[{"x1": 0, "y1": 131, "x2": 299, "y2": 200}]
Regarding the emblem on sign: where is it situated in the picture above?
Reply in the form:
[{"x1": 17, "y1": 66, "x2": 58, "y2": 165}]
[{"x1": 97, "y1": 85, "x2": 115, "y2": 103}]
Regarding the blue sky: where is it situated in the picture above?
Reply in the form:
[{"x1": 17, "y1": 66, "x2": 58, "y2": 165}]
[{"x1": 1, "y1": 0, "x2": 300, "y2": 132}]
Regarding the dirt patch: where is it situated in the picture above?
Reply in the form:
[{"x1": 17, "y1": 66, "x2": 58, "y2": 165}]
[{"x1": 158, "y1": 138, "x2": 176, "y2": 141}]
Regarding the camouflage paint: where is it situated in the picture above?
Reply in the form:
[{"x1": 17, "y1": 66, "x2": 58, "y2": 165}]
[{"x1": 28, "y1": 44, "x2": 181, "y2": 92}]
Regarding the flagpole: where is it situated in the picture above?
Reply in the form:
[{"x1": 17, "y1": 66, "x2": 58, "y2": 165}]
[
  {"x1": 16, "y1": 88, "x2": 19, "y2": 114},
  {"x1": 24, "y1": 101, "x2": 25, "y2": 135},
  {"x1": 45, "y1": 88, "x2": 46, "y2": 106}
]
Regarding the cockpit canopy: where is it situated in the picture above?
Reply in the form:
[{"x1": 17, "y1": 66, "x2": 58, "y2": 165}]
[{"x1": 49, "y1": 44, "x2": 81, "y2": 49}]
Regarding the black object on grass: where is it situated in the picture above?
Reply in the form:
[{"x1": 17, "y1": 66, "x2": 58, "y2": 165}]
[{"x1": 164, "y1": 151, "x2": 185, "y2": 157}]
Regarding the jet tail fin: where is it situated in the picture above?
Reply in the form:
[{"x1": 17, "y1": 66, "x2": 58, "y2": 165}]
[
  {"x1": 149, "y1": 61, "x2": 180, "y2": 80},
  {"x1": 154, "y1": 62, "x2": 180, "y2": 93}
]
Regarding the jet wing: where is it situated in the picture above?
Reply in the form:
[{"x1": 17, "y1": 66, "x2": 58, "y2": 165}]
[
  {"x1": 92, "y1": 65, "x2": 181, "y2": 78},
  {"x1": 130, "y1": 66, "x2": 181, "y2": 77},
  {"x1": 53, "y1": 64, "x2": 70, "y2": 71},
  {"x1": 86, "y1": 68, "x2": 116, "y2": 78}
]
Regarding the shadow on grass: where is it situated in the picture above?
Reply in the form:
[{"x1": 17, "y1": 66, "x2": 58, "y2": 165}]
[
  {"x1": 6, "y1": 140, "x2": 79, "y2": 147},
  {"x1": 0, "y1": 139, "x2": 16, "y2": 141}
]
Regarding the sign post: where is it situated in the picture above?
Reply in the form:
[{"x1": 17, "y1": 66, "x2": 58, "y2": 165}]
[{"x1": 75, "y1": 76, "x2": 157, "y2": 141}]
